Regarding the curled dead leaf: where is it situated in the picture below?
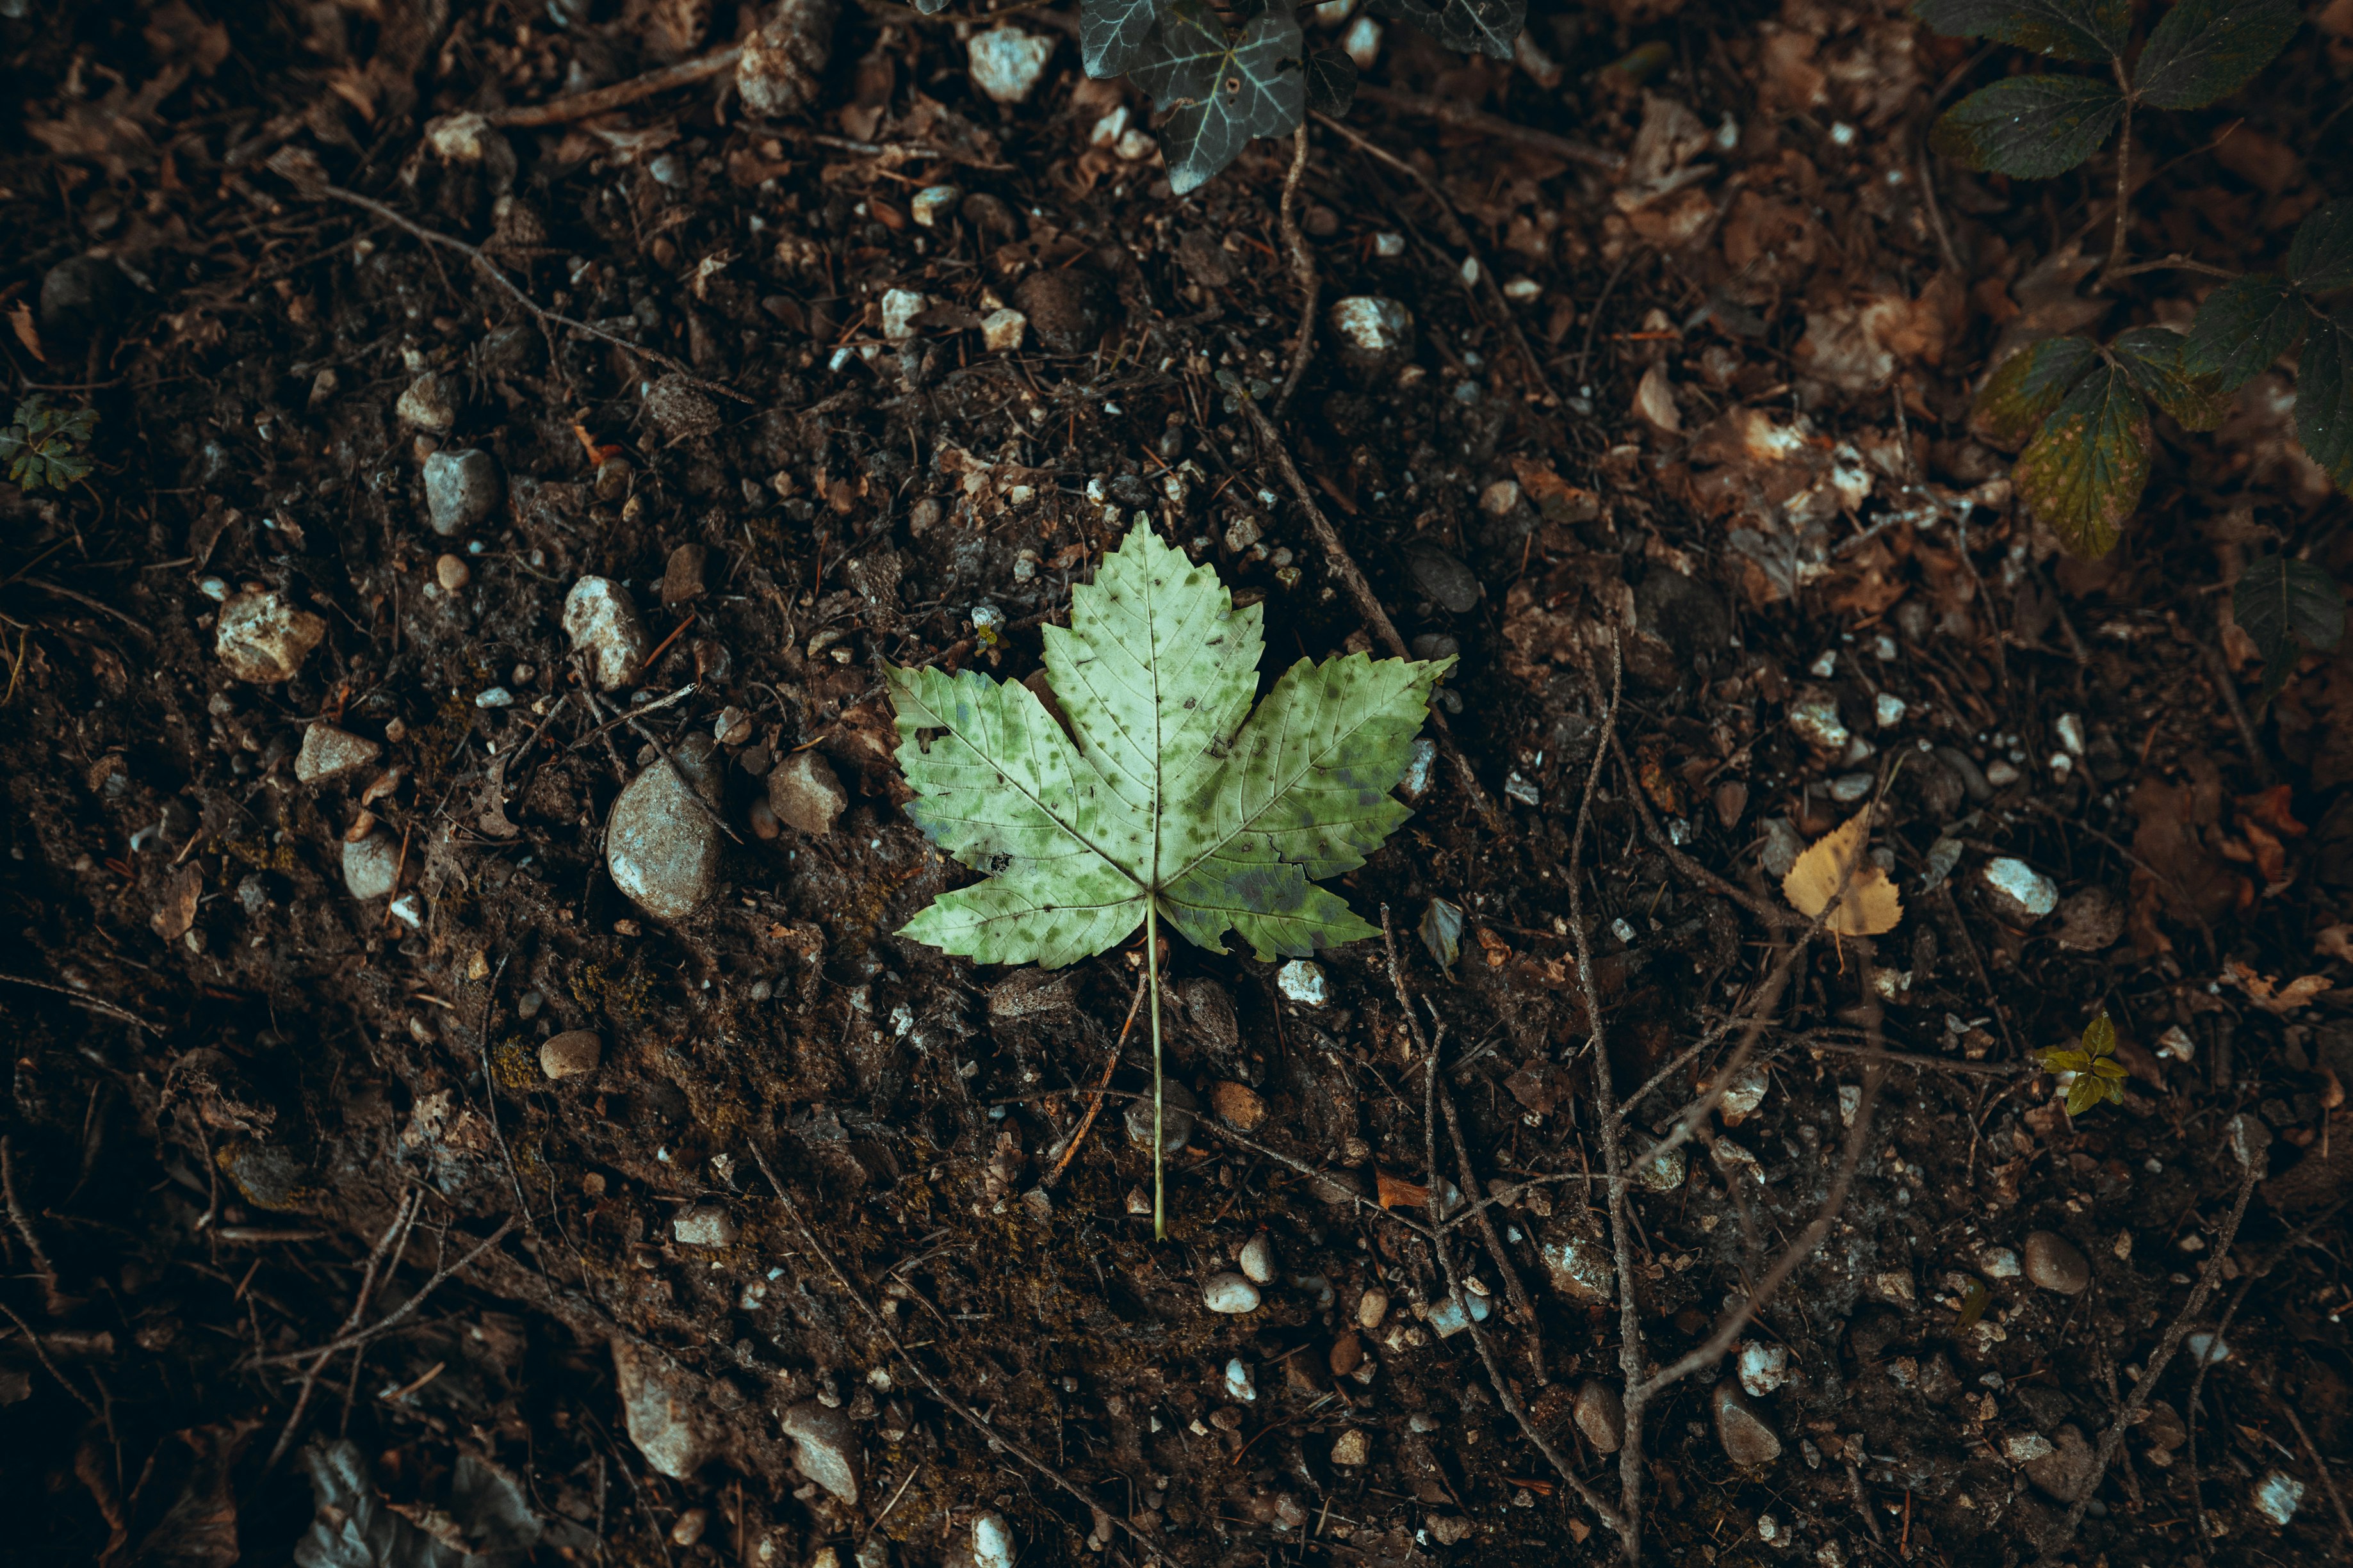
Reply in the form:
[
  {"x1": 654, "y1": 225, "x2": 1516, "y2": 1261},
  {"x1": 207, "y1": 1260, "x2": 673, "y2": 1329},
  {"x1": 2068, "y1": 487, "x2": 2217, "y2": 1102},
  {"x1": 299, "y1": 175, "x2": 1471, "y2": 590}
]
[{"x1": 1781, "y1": 811, "x2": 1903, "y2": 935}]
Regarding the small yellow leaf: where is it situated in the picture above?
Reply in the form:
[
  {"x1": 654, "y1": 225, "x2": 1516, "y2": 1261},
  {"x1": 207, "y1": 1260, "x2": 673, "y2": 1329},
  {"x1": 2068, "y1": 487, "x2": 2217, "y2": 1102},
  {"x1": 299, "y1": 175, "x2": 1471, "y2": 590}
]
[{"x1": 1782, "y1": 812, "x2": 1903, "y2": 936}]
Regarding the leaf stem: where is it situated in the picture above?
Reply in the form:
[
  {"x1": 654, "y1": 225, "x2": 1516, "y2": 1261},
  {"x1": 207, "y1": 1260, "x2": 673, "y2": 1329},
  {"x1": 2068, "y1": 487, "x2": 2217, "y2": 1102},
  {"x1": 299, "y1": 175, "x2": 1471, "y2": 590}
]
[
  {"x1": 2102, "y1": 60, "x2": 2134, "y2": 289},
  {"x1": 1148, "y1": 900, "x2": 1166, "y2": 1241}
]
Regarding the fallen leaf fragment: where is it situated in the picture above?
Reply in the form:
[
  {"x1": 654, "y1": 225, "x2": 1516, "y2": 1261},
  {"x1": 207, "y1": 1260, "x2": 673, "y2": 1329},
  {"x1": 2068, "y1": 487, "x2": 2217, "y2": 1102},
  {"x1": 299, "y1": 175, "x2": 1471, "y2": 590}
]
[
  {"x1": 2221, "y1": 960, "x2": 2333, "y2": 1014},
  {"x1": 1782, "y1": 811, "x2": 1903, "y2": 935},
  {"x1": 1374, "y1": 1169, "x2": 1428, "y2": 1209}
]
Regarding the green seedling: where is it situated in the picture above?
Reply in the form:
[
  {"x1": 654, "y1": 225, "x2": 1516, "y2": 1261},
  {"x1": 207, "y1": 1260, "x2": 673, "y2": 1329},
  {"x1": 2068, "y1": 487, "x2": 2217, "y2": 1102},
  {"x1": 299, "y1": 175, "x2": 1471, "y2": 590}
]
[
  {"x1": 887, "y1": 518, "x2": 1450, "y2": 1235},
  {"x1": 2, "y1": 396, "x2": 97, "y2": 493},
  {"x1": 2039, "y1": 1012, "x2": 2128, "y2": 1116}
]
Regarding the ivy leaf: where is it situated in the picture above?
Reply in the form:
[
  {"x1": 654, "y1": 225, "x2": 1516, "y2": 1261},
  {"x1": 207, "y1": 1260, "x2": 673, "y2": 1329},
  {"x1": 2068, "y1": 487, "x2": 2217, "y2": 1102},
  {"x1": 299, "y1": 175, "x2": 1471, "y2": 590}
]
[
  {"x1": 2286, "y1": 200, "x2": 2353, "y2": 295},
  {"x1": 2110, "y1": 326, "x2": 2231, "y2": 430},
  {"x1": 1972, "y1": 335, "x2": 2099, "y2": 448},
  {"x1": 888, "y1": 517, "x2": 1449, "y2": 966},
  {"x1": 1930, "y1": 74, "x2": 2126, "y2": 179},
  {"x1": 1129, "y1": 0, "x2": 1306, "y2": 195},
  {"x1": 2297, "y1": 310, "x2": 2353, "y2": 488},
  {"x1": 1366, "y1": 0, "x2": 1527, "y2": 59},
  {"x1": 2132, "y1": 0, "x2": 2300, "y2": 111},
  {"x1": 2181, "y1": 275, "x2": 2308, "y2": 388},
  {"x1": 2233, "y1": 554, "x2": 2346, "y2": 695},
  {"x1": 1910, "y1": 0, "x2": 2129, "y2": 60},
  {"x1": 1081, "y1": 0, "x2": 1162, "y2": 78},
  {"x1": 2013, "y1": 364, "x2": 2151, "y2": 557},
  {"x1": 1303, "y1": 47, "x2": 1358, "y2": 116}
]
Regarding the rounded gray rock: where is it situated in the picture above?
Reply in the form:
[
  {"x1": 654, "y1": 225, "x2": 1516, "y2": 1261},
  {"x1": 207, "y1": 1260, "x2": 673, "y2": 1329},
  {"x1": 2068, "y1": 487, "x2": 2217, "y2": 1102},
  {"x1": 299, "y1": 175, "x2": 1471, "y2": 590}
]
[
  {"x1": 423, "y1": 446, "x2": 503, "y2": 536},
  {"x1": 1203, "y1": 1272, "x2": 1260, "y2": 1314},
  {"x1": 1713, "y1": 1381, "x2": 1782, "y2": 1467},
  {"x1": 607, "y1": 748, "x2": 722, "y2": 922},
  {"x1": 342, "y1": 833, "x2": 401, "y2": 901},
  {"x1": 2023, "y1": 1229, "x2": 2090, "y2": 1294},
  {"x1": 1124, "y1": 1078, "x2": 1198, "y2": 1154}
]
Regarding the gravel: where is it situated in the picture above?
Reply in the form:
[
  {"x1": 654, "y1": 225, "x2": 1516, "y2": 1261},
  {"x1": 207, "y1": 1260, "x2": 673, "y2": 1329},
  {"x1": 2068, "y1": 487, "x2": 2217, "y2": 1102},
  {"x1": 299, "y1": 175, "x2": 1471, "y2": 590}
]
[
  {"x1": 1327, "y1": 296, "x2": 1413, "y2": 380},
  {"x1": 422, "y1": 447, "x2": 501, "y2": 535},
  {"x1": 1575, "y1": 1378, "x2": 1625, "y2": 1452},
  {"x1": 1209, "y1": 1081, "x2": 1267, "y2": 1130},
  {"x1": 216, "y1": 590, "x2": 327, "y2": 683},
  {"x1": 606, "y1": 743, "x2": 722, "y2": 922},
  {"x1": 612, "y1": 1339, "x2": 713, "y2": 1480},
  {"x1": 562, "y1": 577, "x2": 649, "y2": 690},
  {"x1": 671, "y1": 1206, "x2": 738, "y2": 1247},
  {"x1": 1275, "y1": 960, "x2": 1328, "y2": 1006},
  {"x1": 1738, "y1": 1341, "x2": 1789, "y2": 1396},
  {"x1": 2023, "y1": 1423, "x2": 2098, "y2": 1502},
  {"x1": 1012, "y1": 268, "x2": 1104, "y2": 355},
  {"x1": 1330, "y1": 1428, "x2": 1371, "y2": 1466},
  {"x1": 1539, "y1": 1229, "x2": 1616, "y2": 1303},
  {"x1": 2023, "y1": 1229, "x2": 2090, "y2": 1293},
  {"x1": 539, "y1": 1030, "x2": 602, "y2": 1080},
  {"x1": 1203, "y1": 1272, "x2": 1260, "y2": 1314},
  {"x1": 1239, "y1": 1232, "x2": 1276, "y2": 1285},
  {"x1": 1123, "y1": 1079, "x2": 1198, "y2": 1153},
  {"x1": 395, "y1": 373, "x2": 457, "y2": 431},
  {"x1": 295, "y1": 723, "x2": 380, "y2": 784}
]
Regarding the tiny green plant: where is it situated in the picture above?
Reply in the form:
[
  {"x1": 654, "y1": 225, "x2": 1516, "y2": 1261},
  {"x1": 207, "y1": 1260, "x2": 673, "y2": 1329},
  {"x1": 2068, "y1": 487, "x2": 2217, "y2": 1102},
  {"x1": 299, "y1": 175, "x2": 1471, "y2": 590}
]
[
  {"x1": 2233, "y1": 553, "x2": 2347, "y2": 700},
  {"x1": 1917, "y1": 1, "x2": 2350, "y2": 558},
  {"x1": 1, "y1": 396, "x2": 97, "y2": 493},
  {"x1": 887, "y1": 518, "x2": 1450, "y2": 1234},
  {"x1": 2039, "y1": 1012, "x2": 2128, "y2": 1115},
  {"x1": 929, "y1": 0, "x2": 1525, "y2": 192}
]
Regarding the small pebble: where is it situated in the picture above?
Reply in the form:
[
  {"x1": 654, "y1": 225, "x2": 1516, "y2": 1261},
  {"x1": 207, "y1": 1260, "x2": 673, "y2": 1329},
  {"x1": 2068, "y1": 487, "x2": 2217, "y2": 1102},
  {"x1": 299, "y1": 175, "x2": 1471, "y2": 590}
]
[
  {"x1": 1479, "y1": 479, "x2": 1522, "y2": 515},
  {"x1": 1398, "y1": 736, "x2": 1437, "y2": 799},
  {"x1": 1329, "y1": 1428, "x2": 1371, "y2": 1467},
  {"x1": 2253, "y1": 1470, "x2": 2304, "y2": 1526},
  {"x1": 1224, "y1": 1357, "x2": 1256, "y2": 1402},
  {"x1": 1716, "y1": 1062, "x2": 1770, "y2": 1124},
  {"x1": 562, "y1": 576, "x2": 649, "y2": 690},
  {"x1": 965, "y1": 1512, "x2": 1015, "y2": 1568},
  {"x1": 966, "y1": 26, "x2": 1053, "y2": 103},
  {"x1": 1985, "y1": 757, "x2": 2022, "y2": 786},
  {"x1": 1829, "y1": 772, "x2": 1873, "y2": 803},
  {"x1": 295, "y1": 723, "x2": 381, "y2": 785},
  {"x1": 1713, "y1": 1381, "x2": 1782, "y2": 1466},
  {"x1": 421, "y1": 446, "x2": 501, "y2": 535},
  {"x1": 671, "y1": 1206, "x2": 738, "y2": 1247},
  {"x1": 1637, "y1": 1144, "x2": 1686, "y2": 1192},
  {"x1": 881, "y1": 287, "x2": 926, "y2": 343},
  {"x1": 540, "y1": 1030, "x2": 602, "y2": 1079},
  {"x1": 911, "y1": 184, "x2": 961, "y2": 227},
  {"x1": 661, "y1": 543, "x2": 709, "y2": 606},
  {"x1": 1276, "y1": 960, "x2": 1328, "y2": 1006},
  {"x1": 781, "y1": 1400, "x2": 862, "y2": 1503},
  {"x1": 1124, "y1": 1080, "x2": 1198, "y2": 1153},
  {"x1": 1427, "y1": 1515, "x2": 1473, "y2": 1545},
  {"x1": 670, "y1": 1509, "x2": 709, "y2": 1548},
  {"x1": 435, "y1": 553, "x2": 470, "y2": 591},
  {"x1": 1982, "y1": 857, "x2": 2059, "y2": 924},
  {"x1": 2023, "y1": 1229, "x2": 2090, "y2": 1294},
  {"x1": 642, "y1": 375, "x2": 721, "y2": 441},
  {"x1": 216, "y1": 590, "x2": 327, "y2": 683},
  {"x1": 1210, "y1": 1081, "x2": 1266, "y2": 1131},
  {"x1": 1239, "y1": 1233, "x2": 1276, "y2": 1285},
  {"x1": 395, "y1": 371, "x2": 457, "y2": 432},
  {"x1": 1356, "y1": 1286, "x2": 1390, "y2": 1330},
  {"x1": 1788, "y1": 693, "x2": 1849, "y2": 754},
  {"x1": 1575, "y1": 1378, "x2": 1625, "y2": 1453},
  {"x1": 1738, "y1": 1341, "x2": 1789, "y2": 1397},
  {"x1": 2023, "y1": 1423, "x2": 2099, "y2": 1502},
  {"x1": 1327, "y1": 296, "x2": 1413, "y2": 380},
  {"x1": 341, "y1": 833, "x2": 401, "y2": 901},
  {"x1": 768, "y1": 750, "x2": 847, "y2": 835},
  {"x1": 1203, "y1": 1272, "x2": 1261, "y2": 1314},
  {"x1": 1979, "y1": 1246, "x2": 2022, "y2": 1279},
  {"x1": 1540, "y1": 1231, "x2": 1616, "y2": 1304},
  {"x1": 980, "y1": 307, "x2": 1027, "y2": 353},
  {"x1": 1875, "y1": 692, "x2": 1907, "y2": 727}
]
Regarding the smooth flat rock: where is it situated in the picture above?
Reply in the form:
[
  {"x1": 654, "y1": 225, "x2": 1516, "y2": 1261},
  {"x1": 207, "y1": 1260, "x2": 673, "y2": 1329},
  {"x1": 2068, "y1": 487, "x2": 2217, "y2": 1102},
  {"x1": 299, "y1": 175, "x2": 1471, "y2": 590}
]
[
  {"x1": 781, "y1": 1399, "x2": 861, "y2": 1503},
  {"x1": 607, "y1": 747, "x2": 722, "y2": 922}
]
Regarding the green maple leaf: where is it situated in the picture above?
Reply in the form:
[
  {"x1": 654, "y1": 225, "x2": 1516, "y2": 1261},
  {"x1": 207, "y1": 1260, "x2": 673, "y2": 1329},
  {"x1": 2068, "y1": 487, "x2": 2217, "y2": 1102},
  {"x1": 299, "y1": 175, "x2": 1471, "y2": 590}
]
[
  {"x1": 2038, "y1": 1011, "x2": 2128, "y2": 1116},
  {"x1": 887, "y1": 519, "x2": 1450, "y2": 1231}
]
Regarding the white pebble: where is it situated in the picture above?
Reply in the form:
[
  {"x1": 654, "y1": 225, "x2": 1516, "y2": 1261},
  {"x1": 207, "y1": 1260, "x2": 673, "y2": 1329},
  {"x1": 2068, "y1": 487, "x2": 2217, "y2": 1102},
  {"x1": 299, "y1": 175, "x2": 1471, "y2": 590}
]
[
  {"x1": 1276, "y1": 960, "x2": 1328, "y2": 1006},
  {"x1": 967, "y1": 28, "x2": 1053, "y2": 104},
  {"x1": 1203, "y1": 1272, "x2": 1261, "y2": 1314},
  {"x1": 1224, "y1": 1357, "x2": 1257, "y2": 1402},
  {"x1": 1239, "y1": 1232, "x2": 1276, "y2": 1284},
  {"x1": 562, "y1": 577, "x2": 649, "y2": 690},
  {"x1": 1739, "y1": 1341, "x2": 1788, "y2": 1396}
]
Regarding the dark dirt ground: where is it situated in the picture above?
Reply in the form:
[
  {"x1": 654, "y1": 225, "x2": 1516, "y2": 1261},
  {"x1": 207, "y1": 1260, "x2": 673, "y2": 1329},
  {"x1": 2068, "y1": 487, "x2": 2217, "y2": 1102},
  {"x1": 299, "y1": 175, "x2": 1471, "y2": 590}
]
[{"x1": 3, "y1": 2, "x2": 2352, "y2": 1565}]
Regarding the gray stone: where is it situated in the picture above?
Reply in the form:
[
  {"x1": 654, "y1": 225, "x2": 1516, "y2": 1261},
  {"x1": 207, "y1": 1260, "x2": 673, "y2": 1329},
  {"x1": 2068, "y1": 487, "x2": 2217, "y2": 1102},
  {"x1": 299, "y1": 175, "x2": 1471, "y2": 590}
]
[
  {"x1": 1575, "y1": 1378, "x2": 1625, "y2": 1453},
  {"x1": 607, "y1": 743, "x2": 722, "y2": 922},
  {"x1": 735, "y1": 0, "x2": 835, "y2": 117},
  {"x1": 1713, "y1": 1382, "x2": 1782, "y2": 1466},
  {"x1": 767, "y1": 750, "x2": 847, "y2": 836},
  {"x1": 988, "y1": 969, "x2": 1076, "y2": 1021},
  {"x1": 1203, "y1": 1272, "x2": 1260, "y2": 1314},
  {"x1": 672, "y1": 1206, "x2": 738, "y2": 1247},
  {"x1": 1328, "y1": 296, "x2": 1413, "y2": 379},
  {"x1": 1403, "y1": 544, "x2": 1481, "y2": 613},
  {"x1": 423, "y1": 447, "x2": 503, "y2": 536},
  {"x1": 644, "y1": 375, "x2": 721, "y2": 442},
  {"x1": 966, "y1": 26, "x2": 1054, "y2": 104},
  {"x1": 562, "y1": 577, "x2": 649, "y2": 690},
  {"x1": 1275, "y1": 960, "x2": 1328, "y2": 1006},
  {"x1": 781, "y1": 1399, "x2": 861, "y2": 1503},
  {"x1": 1983, "y1": 857, "x2": 2060, "y2": 925},
  {"x1": 1124, "y1": 1078, "x2": 1198, "y2": 1154},
  {"x1": 613, "y1": 1340, "x2": 714, "y2": 1479},
  {"x1": 342, "y1": 834, "x2": 401, "y2": 901},
  {"x1": 1540, "y1": 1227, "x2": 1616, "y2": 1304},
  {"x1": 396, "y1": 373, "x2": 458, "y2": 432},
  {"x1": 1738, "y1": 1341, "x2": 1789, "y2": 1396},
  {"x1": 540, "y1": 1030, "x2": 602, "y2": 1079},
  {"x1": 295, "y1": 723, "x2": 380, "y2": 784},
  {"x1": 2023, "y1": 1230, "x2": 2090, "y2": 1295},
  {"x1": 2023, "y1": 1423, "x2": 2097, "y2": 1503},
  {"x1": 216, "y1": 590, "x2": 327, "y2": 683}
]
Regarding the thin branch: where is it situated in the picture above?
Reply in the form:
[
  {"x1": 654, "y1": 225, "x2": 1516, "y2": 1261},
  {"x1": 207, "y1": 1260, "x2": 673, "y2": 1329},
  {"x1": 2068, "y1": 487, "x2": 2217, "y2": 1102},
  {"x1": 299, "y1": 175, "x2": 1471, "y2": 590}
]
[
  {"x1": 1438, "y1": 1073, "x2": 1545, "y2": 1385},
  {"x1": 1274, "y1": 124, "x2": 1319, "y2": 416},
  {"x1": 264, "y1": 1190, "x2": 422, "y2": 1469},
  {"x1": 745, "y1": 1141, "x2": 1181, "y2": 1568},
  {"x1": 247, "y1": 1215, "x2": 514, "y2": 1368},
  {"x1": 2280, "y1": 1399, "x2": 2353, "y2": 1549},
  {"x1": 0, "y1": 1298, "x2": 101, "y2": 1418},
  {"x1": 2, "y1": 1135, "x2": 70, "y2": 1314},
  {"x1": 1347, "y1": 84, "x2": 1622, "y2": 172},
  {"x1": 1383, "y1": 909, "x2": 1626, "y2": 1538},
  {"x1": 479, "y1": 46, "x2": 744, "y2": 128},
  {"x1": 1042, "y1": 967, "x2": 1148, "y2": 1188}
]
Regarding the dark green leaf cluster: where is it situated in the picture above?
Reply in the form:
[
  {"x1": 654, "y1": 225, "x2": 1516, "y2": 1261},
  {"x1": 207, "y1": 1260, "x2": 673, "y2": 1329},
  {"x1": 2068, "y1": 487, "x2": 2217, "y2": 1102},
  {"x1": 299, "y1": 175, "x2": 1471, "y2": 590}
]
[
  {"x1": 2184, "y1": 202, "x2": 2353, "y2": 487},
  {"x1": 972, "y1": 0, "x2": 1529, "y2": 193},
  {"x1": 1, "y1": 396, "x2": 97, "y2": 494},
  {"x1": 1972, "y1": 325, "x2": 2227, "y2": 556},
  {"x1": 2233, "y1": 555, "x2": 2346, "y2": 697},
  {"x1": 1918, "y1": 0, "x2": 2299, "y2": 179},
  {"x1": 2038, "y1": 1013, "x2": 2127, "y2": 1116}
]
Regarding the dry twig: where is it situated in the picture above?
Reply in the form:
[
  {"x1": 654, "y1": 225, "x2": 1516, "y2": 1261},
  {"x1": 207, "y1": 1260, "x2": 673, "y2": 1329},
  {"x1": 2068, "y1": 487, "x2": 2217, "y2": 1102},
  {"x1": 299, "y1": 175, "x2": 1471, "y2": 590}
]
[
  {"x1": 264, "y1": 1190, "x2": 422, "y2": 1469},
  {"x1": 250, "y1": 1214, "x2": 515, "y2": 1368},
  {"x1": 2, "y1": 1134, "x2": 70, "y2": 1314}
]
